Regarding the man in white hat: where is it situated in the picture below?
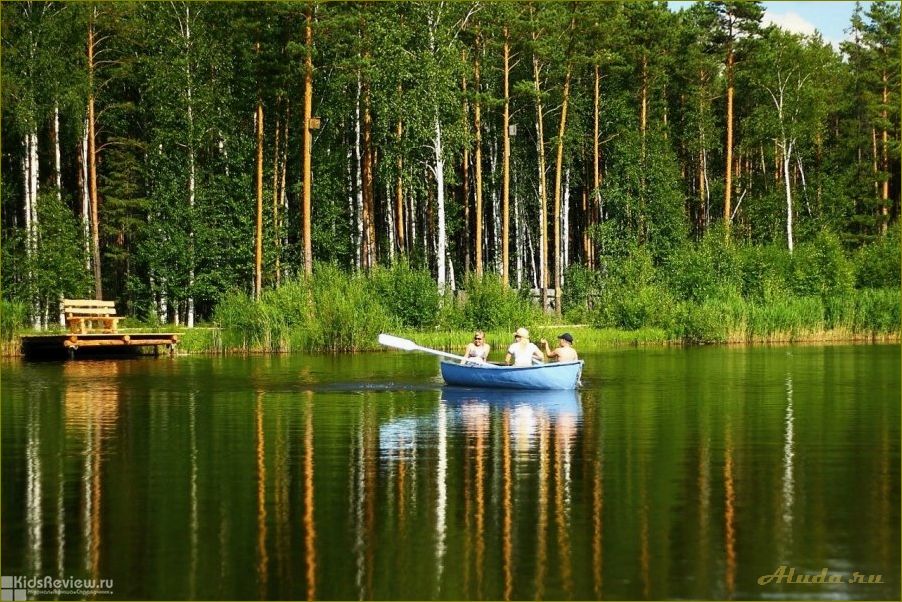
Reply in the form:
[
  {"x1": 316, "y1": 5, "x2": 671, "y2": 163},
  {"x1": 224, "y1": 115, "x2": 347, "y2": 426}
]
[{"x1": 505, "y1": 327, "x2": 544, "y2": 367}]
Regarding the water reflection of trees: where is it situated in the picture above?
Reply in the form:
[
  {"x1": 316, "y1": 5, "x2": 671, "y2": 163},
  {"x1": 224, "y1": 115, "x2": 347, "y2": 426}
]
[{"x1": 8, "y1": 350, "x2": 899, "y2": 600}]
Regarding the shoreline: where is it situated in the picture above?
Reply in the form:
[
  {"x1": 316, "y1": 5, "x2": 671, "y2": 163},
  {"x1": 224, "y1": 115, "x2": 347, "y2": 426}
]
[{"x1": 3, "y1": 326, "x2": 898, "y2": 358}]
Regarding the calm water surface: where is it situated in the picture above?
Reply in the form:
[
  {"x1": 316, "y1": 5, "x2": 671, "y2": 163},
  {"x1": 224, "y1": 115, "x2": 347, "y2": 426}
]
[{"x1": 2, "y1": 345, "x2": 899, "y2": 600}]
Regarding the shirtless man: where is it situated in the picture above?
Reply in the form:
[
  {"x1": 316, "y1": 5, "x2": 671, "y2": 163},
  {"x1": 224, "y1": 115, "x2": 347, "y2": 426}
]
[{"x1": 540, "y1": 332, "x2": 579, "y2": 362}]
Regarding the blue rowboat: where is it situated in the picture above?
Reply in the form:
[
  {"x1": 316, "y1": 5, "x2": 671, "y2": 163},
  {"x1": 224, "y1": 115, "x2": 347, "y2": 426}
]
[
  {"x1": 441, "y1": 387, "x2": 581, "y2": 416},
  {"x1": 439, "y1": 360, "x2": 583, "y2": 390}
]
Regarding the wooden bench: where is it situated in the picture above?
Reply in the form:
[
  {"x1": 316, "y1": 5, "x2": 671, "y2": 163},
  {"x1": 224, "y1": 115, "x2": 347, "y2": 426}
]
[{"x1": 61, "y1": 299, "x2": 123, "y2": 334}]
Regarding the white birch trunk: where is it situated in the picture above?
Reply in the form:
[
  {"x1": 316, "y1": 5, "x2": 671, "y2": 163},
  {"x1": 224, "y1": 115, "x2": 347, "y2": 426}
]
[
  {"x1": 434, "y1": 112, "x2": 447, "y2": 292},
  {"x1": 347, "y1": 141, "x2": 356, "y2": 263},
  {"x1": 796, "y1": 155, "x2": 810, "y2": 216},
  {"x1": 23, "y1": 140, "x2": 36, "y2": 326},
  {"x1": 448, "y1": 249, "x2": 455, "y2": 291},
  {"x1": 562, "y1": 168, "x2": 570, "y2": 286},
  {"x1": 409, "y1": 191, "x2": 417, "y2": 256},
  {"x1": 82, "y1": 125, "x2": 92, "y2": 272},
  {"x1": 54, "y1": 103, "x2": 62, "y2": 202},
  {"x1": 26, "y1": 130, "x2": 41, "y2": 328},
  {"x1": 490, "y1": 135, "x2": 500, "y2": 274},
  {"x1": 386, "y1": 181, "x2": 395, "y2": 263},
  {"x1": 525, "y1": 214, "x2": 538, "y2": 290},
  {"x1": 355, "y1": 80, "x2": 364, "y2": 271},
  {"x1": 783, "y1": 140, "x2": 794, "y2": 253},
  {"x1": 514, "y1": 177, "x2": 522, "y2": 288},
  {"x1": 535, "y1": 115, "x2": 546, "y2": 296},
  {"x1": 29, "y1": 131, "x2": 39, "y2": 251},
  {"x1": 184, "y1": 5, "x2": 196, "y2": 328}
]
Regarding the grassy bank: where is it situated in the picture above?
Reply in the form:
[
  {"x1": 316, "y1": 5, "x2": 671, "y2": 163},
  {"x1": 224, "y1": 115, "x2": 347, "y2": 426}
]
[{"x1": 3, "y1": 284, "x2": 897, "y2": 358}]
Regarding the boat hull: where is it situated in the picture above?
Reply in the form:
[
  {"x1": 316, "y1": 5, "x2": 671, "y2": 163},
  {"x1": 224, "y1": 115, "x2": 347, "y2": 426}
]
[{"x1": 439, "y1": 360, "x2": 583, "y2": 390}]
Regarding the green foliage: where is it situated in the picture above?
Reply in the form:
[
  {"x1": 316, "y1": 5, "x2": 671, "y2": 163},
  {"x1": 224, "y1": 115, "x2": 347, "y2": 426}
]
[
  {"x1": 1, "y1": 300, "x2": 27, "y2": 342},
  {"x1": 852, "y1": 288, "x2": 901, "y2": 334},
  {"x1": 790, "y1": 231, "x2": 855, "y2": 300},
  {"x1": 213, "y1": 265, "x2": 392, "y2": 353},
  {"x1": 370, "y1": 262, "x2": 440, "y2": 328},
  {"x1": 592, "y1": 246, "x2": 677, "y2": 331},
  {"x1": 853, "y1": 225, "x2": 901, "y2": 288},
  {"x1": 666, "y1": 226, "x2": 743, "y2": 302},
  {"x1": 1, "y1": 1, "x2": 898, "y2": 343},
  {"x1": 561, "y1": 265, "x2": 604, "y2": 323},
  {"x1": 455, "y1": 273, "x2": 545, "y2": 332}
]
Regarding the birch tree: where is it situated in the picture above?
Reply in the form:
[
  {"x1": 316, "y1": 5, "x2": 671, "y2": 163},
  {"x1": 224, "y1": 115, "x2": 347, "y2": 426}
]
[{"x1": 747, "y1": 28, "x2": 833, "y2": 253}]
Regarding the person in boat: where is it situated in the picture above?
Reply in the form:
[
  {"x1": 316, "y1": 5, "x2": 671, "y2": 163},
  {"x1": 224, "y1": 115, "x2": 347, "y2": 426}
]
[
  {"x1": 461, "y1": 330, "x2": 491, "y2": 364},
  {"x1": 540, "y1": 332, "x2": 579, "y2": 362},
  {"x1": 506, "y1": 327, "x2": 544, "y2": 366}
]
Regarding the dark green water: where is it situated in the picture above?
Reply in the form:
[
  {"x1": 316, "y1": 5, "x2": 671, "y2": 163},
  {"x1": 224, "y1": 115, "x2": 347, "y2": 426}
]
[{"x1": 2, "y1": 345, "x2": 899, "y2": 600}]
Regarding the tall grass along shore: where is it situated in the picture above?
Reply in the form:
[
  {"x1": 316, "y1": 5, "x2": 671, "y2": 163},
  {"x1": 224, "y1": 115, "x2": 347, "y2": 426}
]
[{"x1": 4, "y1": 230, "x2": 898, "y2": 356}]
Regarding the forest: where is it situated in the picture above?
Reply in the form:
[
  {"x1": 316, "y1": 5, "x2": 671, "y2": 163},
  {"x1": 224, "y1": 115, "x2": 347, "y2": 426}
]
[{"x1": 2, "y1": 1, "x2": 899, "y2": 348}]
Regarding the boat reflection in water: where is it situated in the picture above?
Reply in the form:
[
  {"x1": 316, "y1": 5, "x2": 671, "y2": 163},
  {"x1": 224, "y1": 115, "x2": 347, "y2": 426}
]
[
  {"x1": 441, "y1": 386, "x2": 581, "y2": 416},
  {"x1": 375, "y1": 386, "x2": 583, "y2": 599}
]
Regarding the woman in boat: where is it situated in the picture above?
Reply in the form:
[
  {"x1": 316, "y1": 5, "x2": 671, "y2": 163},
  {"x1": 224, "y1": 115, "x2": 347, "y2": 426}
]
[
  {"x1": 461, "y1": 330, "x2": 491, "y2": 364},
  {"x1": 540, "y1": 332, "x2": 579, "y2": 362},
  {"x1": 505, "y1": 327, "x2": 544, "y2": 366}
]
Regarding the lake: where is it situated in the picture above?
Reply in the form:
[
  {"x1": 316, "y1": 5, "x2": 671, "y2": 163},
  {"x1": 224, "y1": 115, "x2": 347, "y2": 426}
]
[{"x1": 2, "y1": 344, "x2": 899, "y2": 600}]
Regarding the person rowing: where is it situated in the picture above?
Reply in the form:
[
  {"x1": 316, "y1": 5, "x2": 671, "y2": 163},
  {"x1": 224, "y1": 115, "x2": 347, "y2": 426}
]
[
  {"x1": 505, "y1": 327, "x2": 544, "y2": 366},
  {"x1": 540, "y1": 332, "x2": 579, "y2": 362}
]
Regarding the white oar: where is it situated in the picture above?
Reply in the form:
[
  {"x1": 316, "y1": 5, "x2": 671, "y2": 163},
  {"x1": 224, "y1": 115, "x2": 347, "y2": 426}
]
[{"x1": 378, "y1": 333, "x2": 469, "y2": 363}]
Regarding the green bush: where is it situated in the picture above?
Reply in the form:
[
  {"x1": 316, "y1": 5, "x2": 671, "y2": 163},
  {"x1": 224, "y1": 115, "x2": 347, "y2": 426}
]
[
  {"x1": 790, "y1": 231, "x2": 854, "y2": 300},
  {"x1": 737, "y1": 244, "x2": 792, "y2": 302},
  {"x1": 370, "y1": 262, "x2": 440, "y2": 328},
  {"x1": 562, "y1": 265, "x2": 604, "y2": 323},
  {"x1": 455, "y1": 273, "x2": 544, "y2": 331},
  {"x1": 853, "y1": 225, "x2": 901, "y2": 289},
  {"x1": 665, "y1": 226, "x2": 743, "y2": 302}
]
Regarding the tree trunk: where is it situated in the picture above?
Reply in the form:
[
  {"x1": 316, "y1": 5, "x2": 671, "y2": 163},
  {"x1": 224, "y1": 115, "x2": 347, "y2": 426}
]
[
  {"x1": 185, "y1": 5, "x2": 196, "y2": 326},
  {"x1": 302, "y1": 5, "x2": 314, "y2": 274},
  {"x1": 354, "y1": 80, "x2": 364, "y2": 270},
  {"x1": 476, "y1": 39, "x2": 486, "y2": 279},
  {"x1": 490, "y1": 135, "x2": 500, "y2": 273},
  {"x1": 639, "y1": 52, "x2": 648, "y2": 241},
  {"x1": 724, "y1": 46, "x2": 734, "y2": 234},
  {"x1": 87, "y1": 14, "x2": 102, "y2": 300},
  {"x1": 80, "y1": 121, "x2": 91, "y2": 273},
  {"x1": 434, "y1": 112, "x2": 447, "y2": 292},
  {"x1": 53, "y1": 102, "x2": 62, "y2": 202},
  {"x1": 23, "y1": 133, "x2": 38, "y2": 328},
  {"x1": 783, "y1": 141, "x2": 794, "y2": 253},
  {"x1": 591, "y1": 63, "x2": 601, "y2": 270},
  {"x1": 880, "y1": 72, "x2": 889, "y2": 234},
  {"x1": 514, "y1": 169, "x2": 523, "y2": 287},
  {"x1": 563, "y1": 167, "x2": 570, "y2": 280},
  {"x1": 461, "y1": 60, "x2": 470, "y2": 273},
  {"x1": 497, "y1": 32, "x2": 507, "y2": 285},
  {"x1": 255, "y1": 100, "x2": 264, "y2": 300},
  {"x1": 552, "y1": 60, "x2": 572, "y2": 315},
  {"x1": 395, "y1": 109, "x2": 405, "y2": 254},
  {"x1": 872, "y1": 127, "x2": 879, "y2": 200},
  {"x1": 272, "y1": 105, "x2": 282, "y2": 287},
  {"x1": 361, "y1": 77, "x2": 376, "y2": 270},
  {"x1": 532, "y1": 54, "x2": 548, "y2": 308}
]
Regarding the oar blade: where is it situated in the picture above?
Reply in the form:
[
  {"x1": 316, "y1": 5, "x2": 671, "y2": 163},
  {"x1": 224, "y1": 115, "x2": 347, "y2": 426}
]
[{"x1": 378, "y1": 333, "x2": 418, "y2": 351}]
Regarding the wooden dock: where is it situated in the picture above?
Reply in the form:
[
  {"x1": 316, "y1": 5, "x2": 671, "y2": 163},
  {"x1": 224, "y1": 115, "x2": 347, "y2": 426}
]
[{"x1": 21, "y1": 332, "x2": 179, "y2": 359}]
